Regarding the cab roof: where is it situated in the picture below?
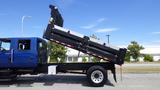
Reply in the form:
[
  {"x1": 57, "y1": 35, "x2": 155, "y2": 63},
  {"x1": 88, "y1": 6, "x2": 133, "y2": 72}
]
[{"x1": 0, "y1": 37, "x2": 44, "y2": 42}]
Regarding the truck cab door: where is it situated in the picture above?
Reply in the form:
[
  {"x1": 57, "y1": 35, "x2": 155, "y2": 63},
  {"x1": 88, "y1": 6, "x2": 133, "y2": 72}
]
[
  {"x1": 13, "y1": 39, "x2": 37, "y2": 68},
  {"x1": 0, "y1": 39, "x2": 12, "y2": 68},
  {"x1": 37, "y1": 39, "x2": 47, "y2": 64}
]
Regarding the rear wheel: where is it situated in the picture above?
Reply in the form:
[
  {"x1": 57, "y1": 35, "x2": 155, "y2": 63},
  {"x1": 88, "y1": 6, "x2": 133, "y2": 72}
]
[{"x1": 87, "y1": 66, "x2": 107, "y2": 87}]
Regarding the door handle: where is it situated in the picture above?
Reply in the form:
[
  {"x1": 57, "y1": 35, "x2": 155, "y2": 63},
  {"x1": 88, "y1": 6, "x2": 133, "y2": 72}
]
[{"x1": 10, "y1": 49, "x2": 14, "y2": 63}]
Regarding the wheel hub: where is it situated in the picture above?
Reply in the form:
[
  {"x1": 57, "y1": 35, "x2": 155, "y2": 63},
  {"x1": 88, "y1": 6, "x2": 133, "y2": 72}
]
[{"x1": 91, "y1": 70, "x2": 104, "y2": 84}]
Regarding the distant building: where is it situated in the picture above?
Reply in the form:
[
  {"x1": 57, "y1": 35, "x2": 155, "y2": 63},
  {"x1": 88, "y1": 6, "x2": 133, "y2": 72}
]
[
  {"x1": 66, "y1": 46, "x2": 160, "y2": 62},
  {"x1": 140, "y1": 46, "x2": 160, "y2": 61},
  {"x1": 65, "y1": 48, "x2": 92, "y2": 62}
]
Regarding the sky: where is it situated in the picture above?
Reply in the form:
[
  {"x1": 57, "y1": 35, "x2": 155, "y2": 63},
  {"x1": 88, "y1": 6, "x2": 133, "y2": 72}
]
[{"x1": 0, "y1": 0, "x2": 160, "y2": 47}]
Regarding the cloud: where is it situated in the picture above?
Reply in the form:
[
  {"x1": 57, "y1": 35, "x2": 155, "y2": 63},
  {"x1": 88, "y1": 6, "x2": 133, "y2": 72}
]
[
  {"x1": 95, "y1": 28, "x2": 118, "y2": 33},
  {"x1": 152, "y1": 32, "x2": 160, "y2": 34},
  {"x1": 153, "y1": 40, "x2": 160, "y2": 43},
  {"x1": 82, "y1": 17, "x2": 106, "y2": 29},
  {"x1": 141, "y1": 41, "x2": 160, "y2": 48},
  {"x1": 97, "y1": 18, "x2": 106, "y2": 23},
  {"x1": 81, "y1": 24, "x2": 96, "y2": 29}
]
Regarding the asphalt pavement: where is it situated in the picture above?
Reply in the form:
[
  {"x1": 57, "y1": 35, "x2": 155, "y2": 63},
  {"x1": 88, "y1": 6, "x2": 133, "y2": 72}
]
[{"x1": 0, "y1": 73, "x2": 159, "y2": 90}]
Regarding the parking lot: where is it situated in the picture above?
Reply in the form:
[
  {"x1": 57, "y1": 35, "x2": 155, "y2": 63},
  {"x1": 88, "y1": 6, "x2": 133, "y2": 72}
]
[{"x1": 0, "y1": 73, "x2": 159, "y2": 90}]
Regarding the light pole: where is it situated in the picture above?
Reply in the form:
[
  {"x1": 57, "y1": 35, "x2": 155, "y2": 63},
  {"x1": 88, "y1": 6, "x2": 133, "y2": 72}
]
[
  {"x1": 106, "y1": 34, "x2": 110, "y2": 44},
  {"x1": 21, "y1": 16, "x2": 32, "y2": 36}
]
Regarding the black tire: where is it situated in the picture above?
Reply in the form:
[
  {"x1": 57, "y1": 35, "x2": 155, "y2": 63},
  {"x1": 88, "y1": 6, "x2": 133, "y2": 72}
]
[{"x1": 87, "y1": 66, "x2": 107, "y2": 87}]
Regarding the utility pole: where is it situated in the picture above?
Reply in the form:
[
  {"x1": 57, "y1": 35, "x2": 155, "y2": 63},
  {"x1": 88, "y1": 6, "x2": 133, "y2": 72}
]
[{"x1": 106, "y1": 34, "x2": 110, "y2": 44}]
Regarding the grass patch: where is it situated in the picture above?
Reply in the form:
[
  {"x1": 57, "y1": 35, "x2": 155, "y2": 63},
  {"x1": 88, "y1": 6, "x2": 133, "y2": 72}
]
[
  {"x1": 116, "y1": 63, "x2": 160, "y2": 73},
  {"x1": 119, "y1": 67, "x2": 160, "y2": 73}
]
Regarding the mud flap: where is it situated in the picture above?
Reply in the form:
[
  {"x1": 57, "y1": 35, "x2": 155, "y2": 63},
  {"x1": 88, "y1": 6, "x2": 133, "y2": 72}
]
[{"x1": 111, "y1": 68, "x2": 117, "y2": 82}]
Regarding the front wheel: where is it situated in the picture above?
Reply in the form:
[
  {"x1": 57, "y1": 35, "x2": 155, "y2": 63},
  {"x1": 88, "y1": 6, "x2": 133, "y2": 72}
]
[{"x1": 87, "y1": 66, "x2": 107, "y2": 87}]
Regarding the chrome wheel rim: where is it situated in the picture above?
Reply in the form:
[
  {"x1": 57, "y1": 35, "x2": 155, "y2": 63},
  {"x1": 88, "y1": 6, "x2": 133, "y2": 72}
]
[{"x1": 91, "y1": 70, "x2": 104, "y2": 84}]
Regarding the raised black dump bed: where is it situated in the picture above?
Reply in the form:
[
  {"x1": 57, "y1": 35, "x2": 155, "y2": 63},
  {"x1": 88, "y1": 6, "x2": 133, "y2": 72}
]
[
  {"x1": 43, "y1": 5, "x2": 126, "y2": 65},
  {"x1": 42, "y1": 5, "x2": 127, "y2": 87}
]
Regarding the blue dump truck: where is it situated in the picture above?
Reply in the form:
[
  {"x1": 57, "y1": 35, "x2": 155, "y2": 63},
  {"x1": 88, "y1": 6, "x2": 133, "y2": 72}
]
[{"x1": 0, "y1": 5, "x2": 126, "y2": 87}]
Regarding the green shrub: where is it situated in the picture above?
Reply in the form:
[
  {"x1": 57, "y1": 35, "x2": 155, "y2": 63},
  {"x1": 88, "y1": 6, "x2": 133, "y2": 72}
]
[
  {"x1": 125, "y1": 51, "x2": 130, "y2": 62},
  {"x1": 82, "y1": 57, "x2": 87, "y2": 63},
  {"x1": 91, "y1": 57, "x2": 100, "y2": 62},
  {"x1": 144, "y1": 54, "x2": 153, "y2": 62}
]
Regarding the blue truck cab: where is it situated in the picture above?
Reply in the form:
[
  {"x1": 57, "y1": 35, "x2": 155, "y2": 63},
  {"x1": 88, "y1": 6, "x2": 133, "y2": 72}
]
[{"x1": 0, "y1": 37, "x2": 47, "y2": 69}]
